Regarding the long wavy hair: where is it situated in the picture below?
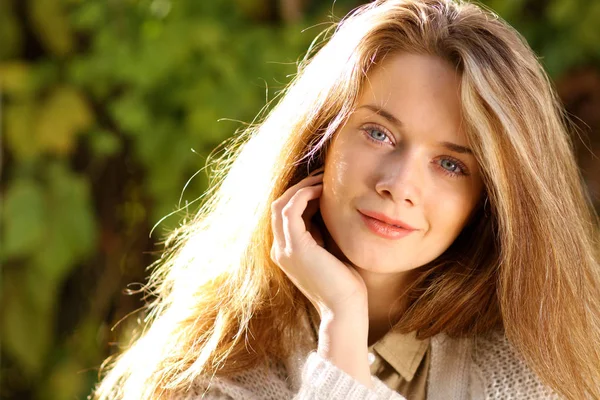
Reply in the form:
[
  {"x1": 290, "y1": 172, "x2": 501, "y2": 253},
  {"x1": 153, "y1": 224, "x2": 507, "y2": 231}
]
[{"x1": 93, "y1": 0, "x2": 600, "y2": 399}]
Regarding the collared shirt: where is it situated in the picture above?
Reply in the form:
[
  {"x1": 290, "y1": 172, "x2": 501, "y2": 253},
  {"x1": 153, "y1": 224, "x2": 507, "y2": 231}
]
[
  {"x1": 307, "y1": 306, "x2": 430, "y2": 400},
  {"x1": 369, "y1": 328, "x2": 430, "y2": 399}
]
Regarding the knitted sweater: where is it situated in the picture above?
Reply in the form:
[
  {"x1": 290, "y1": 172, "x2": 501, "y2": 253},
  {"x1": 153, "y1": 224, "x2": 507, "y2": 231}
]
[{"x1": 180, "y1": 324, "x2": 558, "y2": 399}]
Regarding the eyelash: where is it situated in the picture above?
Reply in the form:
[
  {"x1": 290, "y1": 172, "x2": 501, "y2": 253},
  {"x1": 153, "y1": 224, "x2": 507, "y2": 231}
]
[{"x1": 361, "y1": 124, "x2": 470, "y2": 178}]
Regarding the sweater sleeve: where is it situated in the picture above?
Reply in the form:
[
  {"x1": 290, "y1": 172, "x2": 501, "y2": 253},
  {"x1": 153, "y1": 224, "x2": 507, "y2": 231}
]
[
  {"x1": 294, "y1": 352, "x2": 406, "y2": 400},
  {"x1": 180, "y1": 352, "x2": 405, "y2": 400}
]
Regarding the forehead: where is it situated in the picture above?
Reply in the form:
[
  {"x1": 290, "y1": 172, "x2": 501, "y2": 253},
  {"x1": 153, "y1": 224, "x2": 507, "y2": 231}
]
[{"x1": 356, "y1": 53, "x2": 465, "y2": 142}]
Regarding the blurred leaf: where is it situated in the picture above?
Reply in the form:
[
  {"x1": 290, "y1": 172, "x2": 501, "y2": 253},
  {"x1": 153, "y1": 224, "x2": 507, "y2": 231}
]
[
  {"x1": 5, "y1": 101, "x2": 40, "y2": 161},
  {"x1": 576, "y1": 3, "x2": 600, "y2": 49},
  {"x1": 1, "y1": 179, "x2": 46, "y2": 259},
  {"x1": 32, "y1": 61, "x2": 61, "y2": 92},
  {"x1": 0, "y1": 0, "x2": 22, "y2": 60},
  {"x1": 70, "y1": 1, "x2": 106, "y2": 31},
  {"x1": 547, "y1": 0, "x2": 578, "y2": 26},
  {"x1": 38, "y1": 359, "x2": 86, "y2": 400},
  {"x1": 36, "y1": 86, "x2": 94, "y2": 156},
  {"x1": 109, "y1": 92, "x2": 151, "y2": 135},
  {"x1": 88, "y1": 129, "x2": 123, "y2": 157},
  {"x1": 31, "y1": 163, "x2": 98, "y2": 283},
  {"x1": 68, "y1": 318, "x2": 104, "y2": 363},
  {"x1": 67, "y1": 55, "x2": 112, "y2": 100},
  {"x1": 149, "y1": 0, "x2": 172, "y2": 19},
  {"x1": 0, "y1": 62, "x2": 33, "y2": 97},
  {"x1": 185, "y1": 106, "x2": 225, "y2": 143},
  {"x1": 1, "y1": 271, "x2": 53, "y2": 377},
  {"x1": 28, "y1": 0, "x2": 75, "y2": 57},
  {"x1": 24, "y1": 258, "x2": 60, "y2": 317}
]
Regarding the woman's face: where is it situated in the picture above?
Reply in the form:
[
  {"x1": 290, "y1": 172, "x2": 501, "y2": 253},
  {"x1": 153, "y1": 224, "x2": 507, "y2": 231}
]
[{"x1": 320, "y1": 53, "x2": 484, "y2": 274}]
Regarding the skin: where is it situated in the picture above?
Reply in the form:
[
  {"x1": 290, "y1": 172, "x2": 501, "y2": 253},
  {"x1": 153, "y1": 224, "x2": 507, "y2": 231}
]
[{"x1": 270, "y1": 53, "x2": 484, "y2": 388}]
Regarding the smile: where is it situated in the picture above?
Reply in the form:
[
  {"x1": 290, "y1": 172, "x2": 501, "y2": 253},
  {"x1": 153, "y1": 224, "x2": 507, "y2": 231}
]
[{"x1": 358, "y1": 211, "x2": 417, "y2": 240}]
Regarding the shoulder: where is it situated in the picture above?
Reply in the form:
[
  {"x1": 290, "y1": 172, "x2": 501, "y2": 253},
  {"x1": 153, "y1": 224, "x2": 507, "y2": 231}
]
[
  {"x1": 469, "y1": 331, "x2": 560, "y2": 399},
  {"x1": 180, "y1": 311, "x2": 316, "y2": 399},
  {"x1": 179, "y1": 358, "x2": 296, "y2": 400}
]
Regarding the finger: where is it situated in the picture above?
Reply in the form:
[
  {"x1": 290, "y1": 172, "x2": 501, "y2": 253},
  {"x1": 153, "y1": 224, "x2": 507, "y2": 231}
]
[
  {"x1": 302, "y1": 197, "x2": 320, "y2": 232},
  {"x1": 308, "y1": 166, "x2": 325, "y2": 176},
  {"x1": 282, "y1": 184, "x2": 323, "y2": 249},
  {"x1": 302, "y1": 178, "x2": 322, "y2": 228},
  {"x1": 302, "y1": 198, "x2": 320, "y2": 225},
  {"x1": 271, "y1": 202, "x2": 285, "y2": 257},
  {"x1": 272, "y1": 173, "x2": 323, "y2": 243},
  {"x1": 274, "y1": 173, "x2": 323, "y2": 213}
]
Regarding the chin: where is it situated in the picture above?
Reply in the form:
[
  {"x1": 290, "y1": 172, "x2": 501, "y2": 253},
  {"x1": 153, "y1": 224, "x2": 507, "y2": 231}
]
[
  {"x1": 335, "y1": 236, "x2": 420, "y2": 274},
  {"x1": 358, "y1": 260, "x2": 421, "y2": 275}
]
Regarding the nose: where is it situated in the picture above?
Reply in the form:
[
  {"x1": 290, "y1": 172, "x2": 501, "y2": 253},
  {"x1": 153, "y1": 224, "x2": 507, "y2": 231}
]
[{"x1": 374, "y1": 151, "x2": 422, "y2": 206}]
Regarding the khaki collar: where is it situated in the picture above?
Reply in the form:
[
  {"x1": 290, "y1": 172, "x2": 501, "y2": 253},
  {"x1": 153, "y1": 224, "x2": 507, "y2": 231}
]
[
  {"x1": 307, "y1": 305, "x2": 430, "y2": 382},
  {"x1": 370, "y1": 328, "x2": 430, "y2": 381}
]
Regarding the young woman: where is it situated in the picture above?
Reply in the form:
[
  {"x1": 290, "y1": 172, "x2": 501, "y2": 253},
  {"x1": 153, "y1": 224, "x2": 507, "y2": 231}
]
[{"x1": 93, "y1": 0, "x2": 600, "y2": 399}]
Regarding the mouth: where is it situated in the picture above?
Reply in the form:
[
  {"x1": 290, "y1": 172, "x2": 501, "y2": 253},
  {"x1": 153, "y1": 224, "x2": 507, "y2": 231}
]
[
  {"x1": 357, "y1": 210, "x2": 417, "y2": 240},
  {"x1": 357, "y1": 209, "x2": 418, "y2": 231}
]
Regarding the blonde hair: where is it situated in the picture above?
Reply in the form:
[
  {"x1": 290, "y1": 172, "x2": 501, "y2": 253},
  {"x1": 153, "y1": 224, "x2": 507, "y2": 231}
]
[{"x1": 93, "y1": 1, "x2": 600, "y2": 399}]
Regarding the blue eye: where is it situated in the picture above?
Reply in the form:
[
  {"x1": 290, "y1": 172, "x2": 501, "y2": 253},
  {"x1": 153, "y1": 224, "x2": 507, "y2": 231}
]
[
  {"x1": 362, "y1": 125, "x2": 392, "y2": 146},
  {"x1": 368, "y1": 128, "x2": 388, "y2": 141},
  {"x1": 436, "y1": 157, "x2": 469, "y2": 178},
  {"x1": 441, "y1": 159, "x2": 459, "y2": 172}
]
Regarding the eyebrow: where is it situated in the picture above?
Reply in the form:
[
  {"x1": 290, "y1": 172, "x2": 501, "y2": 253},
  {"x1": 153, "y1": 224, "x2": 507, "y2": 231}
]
[{"x1": 356, "y1": 104, "x2": 474, "y2": 155}]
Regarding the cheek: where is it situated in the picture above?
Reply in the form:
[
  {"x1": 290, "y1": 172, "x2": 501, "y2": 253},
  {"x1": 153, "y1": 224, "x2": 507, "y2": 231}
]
[
  {"x1": 321, "y1": 141, "x2": 361, "y2": 204},
  {"x1": 427, "y1": 189, "x2": 478, "y2": 239},
  {"x1": 320, "y1": 170, "x2": 351, "y2": 229}
]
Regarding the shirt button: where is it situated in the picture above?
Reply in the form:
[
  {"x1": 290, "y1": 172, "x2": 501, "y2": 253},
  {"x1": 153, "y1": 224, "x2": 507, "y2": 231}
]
[{"x1": 368, "y1": 352, "x2": 376, "y2": 365}]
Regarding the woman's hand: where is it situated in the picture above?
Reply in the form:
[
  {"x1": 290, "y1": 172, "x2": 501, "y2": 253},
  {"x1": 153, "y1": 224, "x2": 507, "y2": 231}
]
[
  {"x1": 270, "y1": 169, "x2": 368, "y2": 317},
  {"x1": 270, "y1": 169, "x2": 373, "y2": 388}
]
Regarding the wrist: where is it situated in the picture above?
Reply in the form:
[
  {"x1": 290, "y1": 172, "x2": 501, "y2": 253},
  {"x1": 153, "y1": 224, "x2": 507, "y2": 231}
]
[
  {"x1": 317, "y1": 295, "x2": 369, "y2": 321},
  {"x1": 317, "y1": 310, "x2": 372, "y2": 388}
]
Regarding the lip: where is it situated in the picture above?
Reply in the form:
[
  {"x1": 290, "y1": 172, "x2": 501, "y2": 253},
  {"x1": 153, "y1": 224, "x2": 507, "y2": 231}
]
[
  {"x1": 358, "y1": 210, "x2": 418, "y2": 240},
  {"x1": 358, "y1": 209, "x2": 418, "y2": 230}
]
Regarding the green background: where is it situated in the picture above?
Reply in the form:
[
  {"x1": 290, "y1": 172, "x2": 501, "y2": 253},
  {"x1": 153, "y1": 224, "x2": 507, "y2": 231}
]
[{"x1": 1, "y1": 0, "x2": 599, "y2": 398}]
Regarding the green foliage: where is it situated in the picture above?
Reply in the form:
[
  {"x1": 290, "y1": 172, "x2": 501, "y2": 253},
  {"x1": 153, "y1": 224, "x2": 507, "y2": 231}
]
[
  {"x1": 2, "y1": 179, "x2": 45, "y2": 259},
  {"x1": 2, "y1": 164, "x2": 97, "y2": 378},
  {"x1": 1, "y1": 0, "x2": 598, "y2": 399},
  {"x1": 1, "y1": 1, "x2": 339, "y2": 398},
  {"x1": 484, "y1": 0, "x2": 600, "y2": 76},
  {"x1": 28, "y1": 0, "x2": 75, "y2": 57},
  {"x1": 0, "y1": 0, "x2": 23, "y2": 60}
]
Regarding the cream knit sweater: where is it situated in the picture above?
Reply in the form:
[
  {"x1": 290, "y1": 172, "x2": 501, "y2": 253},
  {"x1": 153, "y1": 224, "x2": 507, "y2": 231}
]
[{"x1": 179, "y1": 327, "x2": 559, "y2": 400}]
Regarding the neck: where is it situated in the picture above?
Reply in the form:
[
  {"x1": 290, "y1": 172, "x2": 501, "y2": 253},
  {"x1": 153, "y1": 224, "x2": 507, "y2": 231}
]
[{"x1": 359, "y1": 269, "x2": 414, "y2": 345}]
